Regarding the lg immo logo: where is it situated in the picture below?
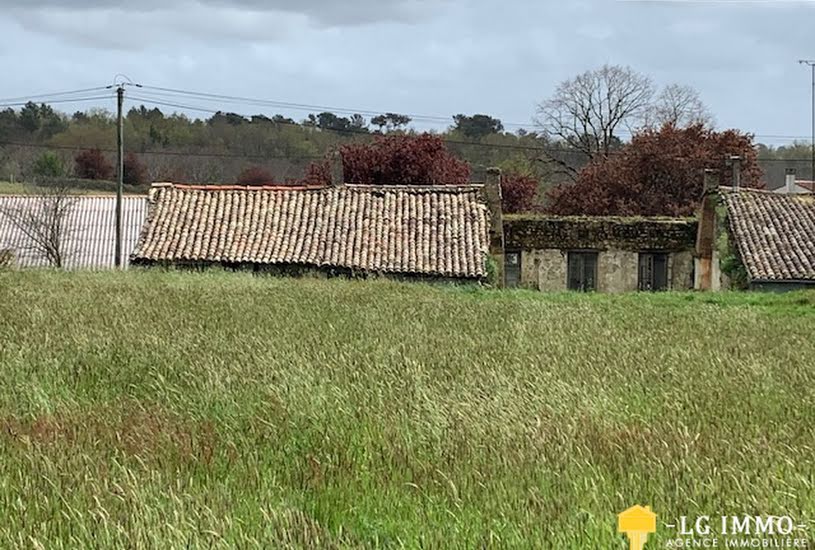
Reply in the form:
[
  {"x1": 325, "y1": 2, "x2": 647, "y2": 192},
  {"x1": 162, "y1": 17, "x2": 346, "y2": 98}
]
[
  {"x1": 618, "y1": 505, "x2": 810, "y2": 549},
  {"x1": 618, "y1": 506, "x2": 656, "y2": 550}
]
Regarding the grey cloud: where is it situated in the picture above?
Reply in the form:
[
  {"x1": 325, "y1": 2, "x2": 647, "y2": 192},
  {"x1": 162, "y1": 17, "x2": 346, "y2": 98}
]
[
  {"x1": 0, "y1": 0, "x2": 814, "y2": 142},
  {"x1": 0, "y1": 0, "x2": 450, "y2": 26},
  {"x1": 209, "y1": 0, "x2": 449, "y2": 25},
  {"x1": 9, "y1": 5, "x2": 305, "y2": 50}
]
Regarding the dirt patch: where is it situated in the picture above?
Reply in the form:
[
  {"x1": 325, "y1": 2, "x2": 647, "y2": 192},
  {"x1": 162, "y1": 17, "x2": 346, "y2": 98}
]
[{"x1": 0, "y1": 403, "x2": 219, "y2": 464}]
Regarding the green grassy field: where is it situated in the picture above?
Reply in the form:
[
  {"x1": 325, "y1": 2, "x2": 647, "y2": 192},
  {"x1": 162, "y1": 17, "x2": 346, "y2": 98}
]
[{"x1": 1, "y1": 271, "x2": 814, "y2": 548}]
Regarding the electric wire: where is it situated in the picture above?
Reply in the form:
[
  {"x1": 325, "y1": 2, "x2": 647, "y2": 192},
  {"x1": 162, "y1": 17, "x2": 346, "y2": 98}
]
[
  {"x1": 1, "y1": 84, "x2": 813, "y2": 159},
  {"x1": 136, "y1": 84, "x2": 815, "y2": 141},
  {"x1": 0, "y1": 87, "x2": 112, "y2": 104},
  {"x1": 0, "y1": 94, "x2": 116, "y2": 109}
]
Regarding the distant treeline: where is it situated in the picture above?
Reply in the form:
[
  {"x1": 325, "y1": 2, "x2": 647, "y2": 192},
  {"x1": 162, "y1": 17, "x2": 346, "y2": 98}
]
[
  {"x1": 0, "y1": 102, "x2": 585, "y2": 190},
  {"x1": 0, "y1": 101, "x2": 808, "y2": 191}
]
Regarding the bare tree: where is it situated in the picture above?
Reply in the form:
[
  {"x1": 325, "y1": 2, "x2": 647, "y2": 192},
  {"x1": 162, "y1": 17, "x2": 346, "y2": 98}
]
[
  {"x1": 0, "y1": 179, "x2": 76, "y2": 268},
  {"x1": 649, "y1": 84, "x2": 714, "y2": 129},
  {"x1": 0, "y1": 249, "x2": 13, "y2": 268},
  {"x1": 535, "y1": 65, "x2": 655, "y2": 166}
]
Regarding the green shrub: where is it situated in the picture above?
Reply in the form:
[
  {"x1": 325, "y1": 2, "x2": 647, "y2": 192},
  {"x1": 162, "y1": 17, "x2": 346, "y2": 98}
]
[
  {"x1": 484, "y1": 253, "x2": 501, "y2": 286},
  {"x1": 32, "y1": 152, "x2": 65, "y2": 178}
]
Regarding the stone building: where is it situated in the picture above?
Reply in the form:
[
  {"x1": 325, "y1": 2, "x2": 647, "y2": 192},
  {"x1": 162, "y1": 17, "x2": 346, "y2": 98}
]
[
  {"x1": 697, "y1": 183, "x2": 815, "y2": 292},
  {"x1": 501, "y1": 215, "x2": 697, "y2": 292},
  {"x1": 131, "y1": 182, "x2": 491, "y2": 281}
]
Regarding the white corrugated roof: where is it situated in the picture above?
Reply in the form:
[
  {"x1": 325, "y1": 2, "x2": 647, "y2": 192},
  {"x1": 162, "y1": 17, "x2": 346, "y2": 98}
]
[{"x1": 0, "y1": 195, "x2": 148, "y2": 269}]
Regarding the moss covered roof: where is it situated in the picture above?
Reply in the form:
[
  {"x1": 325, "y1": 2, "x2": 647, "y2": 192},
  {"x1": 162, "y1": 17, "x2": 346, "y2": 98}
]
[{"x1": 504, "y1": 215, "x2": 697, "y2": 252}]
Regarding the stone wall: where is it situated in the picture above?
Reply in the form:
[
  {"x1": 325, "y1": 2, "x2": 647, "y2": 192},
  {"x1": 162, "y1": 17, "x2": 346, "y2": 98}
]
[
  {"x1": 672, "y1": 250, "x2": 696, "y2": 290},
  {"x1": 504, "y1": 215, "x2": 697, "y2": 292},
  {"x1": 598, "y1": 250, "x2": 638, "y2": 292},
  {"x1": 515, "y1": 248, "x2": 695, "y2": 292},
  {"x1": 520, "y1": 249, "x2": 566, "y2": 291}
]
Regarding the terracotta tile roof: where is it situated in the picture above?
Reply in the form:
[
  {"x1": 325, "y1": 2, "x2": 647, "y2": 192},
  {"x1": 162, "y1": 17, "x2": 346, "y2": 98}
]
[
  {"x1": 131, "y1": 183, "x2": 490, "y2": 279},
  {"x1": 0, "y1": 195, "x2": 148, "y2": 269},
  {"x1": 722, "y1": 188, "x2": 815, "y2": 281}
]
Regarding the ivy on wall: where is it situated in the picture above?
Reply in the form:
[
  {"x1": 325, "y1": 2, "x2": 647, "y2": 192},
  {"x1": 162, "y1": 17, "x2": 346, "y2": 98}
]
[
  {"x1": 484, "y1": 254, "x2": 501, "y2": 287},
  {"x1": 715, "y1": 205, "x2": 749, "y2": 289}
]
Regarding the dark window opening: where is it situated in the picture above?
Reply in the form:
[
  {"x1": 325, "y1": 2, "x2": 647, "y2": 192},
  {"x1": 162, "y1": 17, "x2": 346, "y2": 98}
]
[
  {"x1": 505, "y1": 251, "x2": 521, "y2": 288},
  {"x1": 639, "y1": 252, "x2": 669, "y2": 291},
  {"x1": 567, "y1": 251, "x2": 598, "y2": 291}
]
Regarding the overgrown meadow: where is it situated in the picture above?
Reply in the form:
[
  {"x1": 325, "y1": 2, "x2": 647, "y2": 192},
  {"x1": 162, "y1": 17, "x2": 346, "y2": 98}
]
[{"x1": 1, "y1": 270, "x2": 814, "y2": 548}]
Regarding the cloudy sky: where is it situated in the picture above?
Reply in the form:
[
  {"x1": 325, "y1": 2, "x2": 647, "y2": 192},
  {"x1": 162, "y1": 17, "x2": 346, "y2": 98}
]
[{"x1": 1, "y1": 0, "x2": 814, "y2": 145}]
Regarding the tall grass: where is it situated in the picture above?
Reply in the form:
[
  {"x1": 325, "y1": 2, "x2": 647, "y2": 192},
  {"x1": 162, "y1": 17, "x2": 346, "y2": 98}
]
[{"x1": 0, "y1": 270, "x2": 814, "y2": 548}]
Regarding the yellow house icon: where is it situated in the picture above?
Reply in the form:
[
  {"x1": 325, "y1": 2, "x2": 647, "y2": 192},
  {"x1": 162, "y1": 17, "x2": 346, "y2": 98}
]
[{"x1": 618, "y1": 505, "x2": 656, "y2": 550}]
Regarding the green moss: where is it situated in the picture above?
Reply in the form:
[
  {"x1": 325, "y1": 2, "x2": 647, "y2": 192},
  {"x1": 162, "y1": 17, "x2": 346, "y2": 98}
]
[
  {"x1": 504, "y1": 216, "x2": 698, "y2": 251},
  {"x1": 503, "y1": 213, "x2": 696, "y2": 224}
]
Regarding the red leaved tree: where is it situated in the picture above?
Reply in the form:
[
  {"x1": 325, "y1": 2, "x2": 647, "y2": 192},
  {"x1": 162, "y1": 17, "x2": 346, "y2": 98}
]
[
  {"x1": 237, "y1": 166, "x2": 275, "y2": 186},
  {"x1": 123, "y1": 153, "x2": 147, "y2": 185},
  {"x1": 501, "y1": 172, "x2": 539, "y2": 213},
  {"x1": 545, "y1": 124, "x2": 763, "y2": 217},
  {"x1": 302, "y1": 160, "x2": 330, "y2": 185},
  {"x1": 303, "y1": 134, "x2": 470, "y2": 185},
  {"x1": 74, "y1": 149, "x2": 113, "y2": 180}
]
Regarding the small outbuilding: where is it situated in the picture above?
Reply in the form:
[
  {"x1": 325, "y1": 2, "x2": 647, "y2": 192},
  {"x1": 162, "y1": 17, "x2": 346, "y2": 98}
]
[
  {"x1": 704, "y1": 187, "x2": 815, "y2": 291},
  {"x1": 131, "y1": 182, "x2": 492, "y2": 281}
]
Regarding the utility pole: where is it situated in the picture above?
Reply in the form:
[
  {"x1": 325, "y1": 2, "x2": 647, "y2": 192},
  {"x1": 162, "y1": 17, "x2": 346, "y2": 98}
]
[
  {"x1": 115, "y1": 84, "x2": 124, "y2": 269},
  {"x1": 799, "y1": 60, "x2": 815, "y2": 189},
  {"x1": 106, "y1": 75, "x2": 141, "y2": 269}
]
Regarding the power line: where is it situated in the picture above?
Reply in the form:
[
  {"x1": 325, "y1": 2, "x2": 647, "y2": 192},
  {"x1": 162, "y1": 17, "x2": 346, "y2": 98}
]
[
  {"x1": 3, "y1": 84, "x2": 814, "y2": 142},
  {"x1": 137, "y1": 87, "x2": 446, "y2": 122},
  {"x1": 125, "y1": 94, "x2": 581, "y2": 156},
  {"x1": 1, "y1": 136, "x2": 811, "y2": 165},
  {"x1": 0, "y1": 94, "x2": 115, "y2": 109},
  {"x1": 0, "y1": 87, "x2": 111, "y2": 104},
  {"x1": 126, "y1": 95, "x2": 815, "y2": 159},
  {"x1": 4, "y1": 90, "x2": 812, "y2": 162},
  {"x1": 138, "y1": 84, "x2": 515, "y2": 127},
  {"x1": 0, "y1": 139, "x2": 322, "y2": 161},
  {"x1": 5, "y1": 83, "x2": 815, "y2": 142},
  {"x1": 2, "y1": 84, "x2": 814, "y2": 157},
  {"x1": 12, "y1": 83, "x2": 812, "y2": 141},
  {"x1": 135, "y1": 84, "x2": 815, "y2": 141}
]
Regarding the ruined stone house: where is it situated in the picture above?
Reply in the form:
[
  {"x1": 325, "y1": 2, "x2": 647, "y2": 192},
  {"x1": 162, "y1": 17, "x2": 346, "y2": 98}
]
[
  {"x1": 501, "y1": 215, "x2": 698, "y2": 292},
  {"x1": 496, "y1": 170, "x2": 815, "y2": 293}
]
